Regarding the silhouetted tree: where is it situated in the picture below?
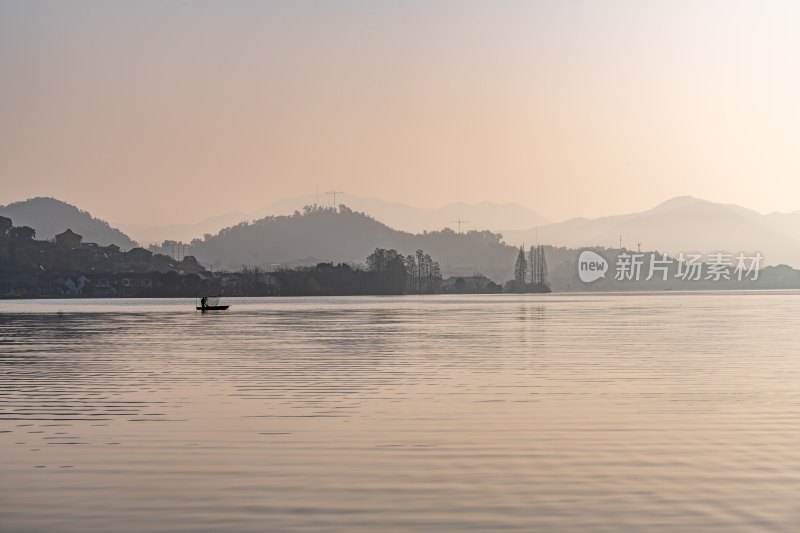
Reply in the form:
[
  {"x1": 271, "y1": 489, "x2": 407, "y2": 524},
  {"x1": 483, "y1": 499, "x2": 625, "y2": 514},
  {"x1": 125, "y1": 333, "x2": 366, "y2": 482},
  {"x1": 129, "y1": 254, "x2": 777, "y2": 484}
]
[
  {"x1": 10, "y1": 226, "x2": 35, "y2": 241},
  {"x1": 429, "y1": 258, "x2": 442, "y2": 292},
  {"x1": 406, "y1": 254, "x2": 417, "y2": 292},
  {"x1": 415, "y1": 249, "x2": 424, "y2": 293},
  {"x1": 0, "y1": 216, "x2": 12, "y2": 238},
  {"x1": 454, "y1": 277, "x2": 466, "y2": 292},
  {"x1": 367, "y1": 247, "x2": 407, "y2": 294},
  {"x1": 514, "y1": 246, "x2": 527, "y2": 285}
]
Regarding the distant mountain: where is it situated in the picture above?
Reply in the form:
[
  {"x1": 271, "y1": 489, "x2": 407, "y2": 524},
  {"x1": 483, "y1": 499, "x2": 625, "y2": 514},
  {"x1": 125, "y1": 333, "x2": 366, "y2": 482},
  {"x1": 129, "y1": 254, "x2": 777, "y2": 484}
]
[
  {"x1": 116, "y1": 210, "x2": 250, "y2": 245},
  {"x1": 0, "y1": 197, "x2": 137, "y2": 249},
  {"x1": 115, "y1": 195, "x2": 550, "y2": 244},
  {"x1": 254, "y1": 194, "x2": 551, "y2": 235},
  {"x1": 189, "y1": 206, "x2": 518, "y2": 282},
  {"x1": 763, "y1": 210, "x2": 800, "y2": 240},
  {"x1": 502, "y1": 196, "x2": 800, "y2": 267}
]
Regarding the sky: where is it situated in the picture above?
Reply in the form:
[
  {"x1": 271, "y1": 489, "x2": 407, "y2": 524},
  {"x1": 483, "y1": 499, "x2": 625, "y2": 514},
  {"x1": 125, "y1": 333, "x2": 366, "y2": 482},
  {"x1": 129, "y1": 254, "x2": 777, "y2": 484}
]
[{"x1": 2, "y1": 1, "x2": 800, "y2": 226}]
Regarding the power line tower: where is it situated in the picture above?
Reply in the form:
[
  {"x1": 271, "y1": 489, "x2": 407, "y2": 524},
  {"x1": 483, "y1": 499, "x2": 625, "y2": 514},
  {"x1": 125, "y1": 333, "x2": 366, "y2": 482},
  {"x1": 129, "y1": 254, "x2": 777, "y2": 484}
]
[
  {"x1": 325, "y1": 190, "x2": 344, "y2": 209},
  {"x1": 450, "y1": 219, "x2": 470, "y2": 234}
]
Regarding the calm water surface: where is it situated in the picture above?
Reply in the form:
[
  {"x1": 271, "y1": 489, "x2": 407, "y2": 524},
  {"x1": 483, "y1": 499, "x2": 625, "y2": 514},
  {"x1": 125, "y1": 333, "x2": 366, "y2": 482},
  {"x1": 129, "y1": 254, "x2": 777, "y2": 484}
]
[{"x1": 1, "y1": 293, "x2": 799, "y2": 532}]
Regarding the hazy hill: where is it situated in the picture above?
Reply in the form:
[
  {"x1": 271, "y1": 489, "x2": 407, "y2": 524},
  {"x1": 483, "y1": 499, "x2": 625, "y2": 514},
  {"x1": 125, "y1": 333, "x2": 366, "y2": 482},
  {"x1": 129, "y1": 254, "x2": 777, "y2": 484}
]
[
  {"x1": 189, "y1": 206, "x2": 518, "y2": 281},
  {"x1": 253, "y1": 194, "x2": 551, "y2": 235},
  {"x1": 763, "y1": 210, "x2": 800, "y2": 240},
  {"x1": 0, "y1": 197, "x2": 137, "y2": 249},
  {"x1": 116, "y1": 210, "x2": 249, "y2": 246},
  {"x1": 115, "y1": 195, "x2": 550, "y2": 244},
  {"x1": 503, "y1": 196, "x2": 800, "y2": 267}
]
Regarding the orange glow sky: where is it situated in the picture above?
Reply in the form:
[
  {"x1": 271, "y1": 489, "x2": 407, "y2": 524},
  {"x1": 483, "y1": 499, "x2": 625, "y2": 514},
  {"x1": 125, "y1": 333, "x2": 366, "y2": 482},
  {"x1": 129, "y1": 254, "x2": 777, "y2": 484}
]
[{"x1": 2, "y1": 2, "x2": 800, "y2": 225}]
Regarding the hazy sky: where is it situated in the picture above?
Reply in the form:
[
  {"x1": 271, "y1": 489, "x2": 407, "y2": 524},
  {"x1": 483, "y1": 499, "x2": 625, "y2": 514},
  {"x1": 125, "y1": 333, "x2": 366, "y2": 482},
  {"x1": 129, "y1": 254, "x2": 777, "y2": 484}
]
[{"x1": 2, "y1": 1, "x2": 800, "y2": 225}]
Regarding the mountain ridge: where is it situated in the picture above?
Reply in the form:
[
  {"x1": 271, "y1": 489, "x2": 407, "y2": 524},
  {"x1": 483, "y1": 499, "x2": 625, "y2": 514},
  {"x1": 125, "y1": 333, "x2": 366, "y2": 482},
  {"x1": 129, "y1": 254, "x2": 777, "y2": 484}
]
[
  {"x1": 502, "y1": 195, "x2": 800, "y2": 267},
  {"x1": 6, "y1": 195, "x2": 800, "y2": 270},
  {"x1": 188, "y1": 205, "x2": 519, "y2": 281},
  {"x1": 116, "y1": 195, "x2": 551, "y2": 243},
  {"x1": 0, "y1": 197, "x2": 137, "y2": 249}
]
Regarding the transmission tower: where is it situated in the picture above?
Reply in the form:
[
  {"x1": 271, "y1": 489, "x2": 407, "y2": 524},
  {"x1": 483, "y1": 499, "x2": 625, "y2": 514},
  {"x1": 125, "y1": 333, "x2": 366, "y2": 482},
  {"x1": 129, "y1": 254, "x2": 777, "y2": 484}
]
[
  {"x1": 450, "y1": 219, "x2": 470, "y2": 234},
  {"x1": 325, "y1": 190, "x2": 344, "y2": 208}
]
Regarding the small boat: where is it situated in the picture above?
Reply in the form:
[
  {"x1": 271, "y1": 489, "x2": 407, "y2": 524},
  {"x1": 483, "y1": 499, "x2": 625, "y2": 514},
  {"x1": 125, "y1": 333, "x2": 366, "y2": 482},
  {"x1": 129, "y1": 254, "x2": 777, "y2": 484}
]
[{"x1": 197, "y1": 296, "x2": 229, "y2": 311}]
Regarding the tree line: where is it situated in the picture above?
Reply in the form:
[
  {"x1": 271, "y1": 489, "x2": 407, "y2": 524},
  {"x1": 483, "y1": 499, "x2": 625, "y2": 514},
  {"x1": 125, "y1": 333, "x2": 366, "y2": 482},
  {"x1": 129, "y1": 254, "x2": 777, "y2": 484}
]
[{"x1": 275, "y1": 247, "x2": 443, "y2": 296}]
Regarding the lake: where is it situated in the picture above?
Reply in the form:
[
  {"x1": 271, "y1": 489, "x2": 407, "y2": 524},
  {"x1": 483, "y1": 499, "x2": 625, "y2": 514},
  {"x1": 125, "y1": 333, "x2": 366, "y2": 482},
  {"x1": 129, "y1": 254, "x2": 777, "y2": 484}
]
[{"x1": 1, "y1": 293, "x2": 799, "y2": 532}]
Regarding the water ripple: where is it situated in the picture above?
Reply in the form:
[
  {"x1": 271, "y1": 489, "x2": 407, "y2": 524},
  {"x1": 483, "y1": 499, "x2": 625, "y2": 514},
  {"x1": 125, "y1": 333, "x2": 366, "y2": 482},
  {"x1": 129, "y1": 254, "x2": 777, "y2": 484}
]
[{"x1": 1, "y1": 293, "x2": 800, "y2": 532}]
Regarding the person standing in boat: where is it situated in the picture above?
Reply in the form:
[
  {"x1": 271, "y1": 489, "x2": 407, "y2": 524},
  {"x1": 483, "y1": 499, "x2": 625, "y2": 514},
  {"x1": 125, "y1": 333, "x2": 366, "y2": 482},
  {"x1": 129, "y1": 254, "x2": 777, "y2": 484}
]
[{"x1": 200, "y1": 297, "x2": 207, "y2": 308}]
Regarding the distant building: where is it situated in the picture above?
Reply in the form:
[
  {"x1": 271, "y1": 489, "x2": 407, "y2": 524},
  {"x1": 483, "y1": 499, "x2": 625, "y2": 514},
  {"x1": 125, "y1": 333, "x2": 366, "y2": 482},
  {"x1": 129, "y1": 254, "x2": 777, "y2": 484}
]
[
  {"x1": 55, "y1": 229, "x2": 82, "y2": 248},
  {"x1": 171, "y1": 243, "x2": 191, "y2": 261},
  {"x1": 126, "y1": 247, "x2": 153, "y2": 260},
  {"x1": 92, "y1": 279, "x2": 116, "y2": 297},
  {"x1": 55, "y1": 276, "x2": 79, "y2": 296},
  {"x1": 77, "y1": 275, "x2": 91, "y2": 291},
  {"x1": 121, "y1": 277, "x2": 152, "y2": 288}
]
